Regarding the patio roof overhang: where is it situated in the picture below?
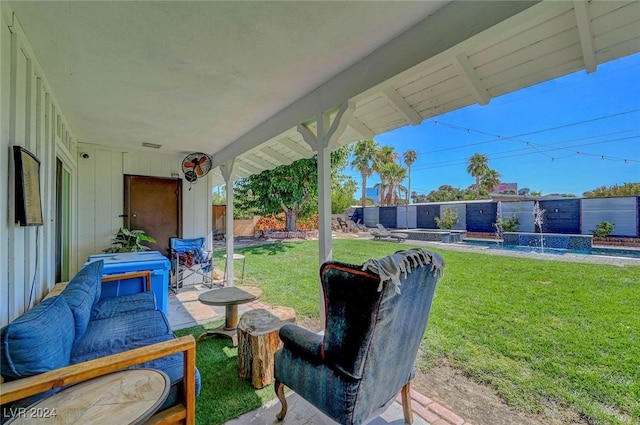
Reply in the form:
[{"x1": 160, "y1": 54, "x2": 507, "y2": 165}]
[{"x1": 8, "y1": 1, "x2": 639, "y2": 185}]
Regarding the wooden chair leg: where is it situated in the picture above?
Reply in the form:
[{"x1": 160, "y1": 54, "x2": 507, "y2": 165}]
[
  {"x1": 275, "y1": 381, "x2": 288, "y2": 421},
  {"x1": 401, "y1": 381, "x2": 413, "y2": 424}
]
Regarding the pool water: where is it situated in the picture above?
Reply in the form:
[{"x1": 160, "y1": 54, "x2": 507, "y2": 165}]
[{"x1": 463, "y1": 239, "x2": 640, "y2": 259}]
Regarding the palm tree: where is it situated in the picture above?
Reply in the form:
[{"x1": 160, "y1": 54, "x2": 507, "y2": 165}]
[
  {"x1": 351, "y1": 139, "x2": 378, "y2": 211},
  {"x1": 481, "y1": 169, "x2": 501, "y2": 194},
  {"x1": 373, "y1": 145, "x2": 398, "y2": 205},
  {"x1": 378, "y1": 162, "x2": 407, "y2": 205},
  {"x1": 402, "y1": 149, "x2": 417, "y2": 228},
  {"x1": 467, "y1": 153, "x2": 489, "y2": 198}
]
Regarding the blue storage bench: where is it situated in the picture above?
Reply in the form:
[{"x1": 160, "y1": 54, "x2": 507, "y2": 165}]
[{"x1": 85, "y1": 251, "x2": 170, "y2": 314}]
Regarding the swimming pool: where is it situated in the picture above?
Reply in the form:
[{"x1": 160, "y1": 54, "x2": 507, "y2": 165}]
[{"x1": 462, "y1": 239, "x2": 640, "y2": 259}]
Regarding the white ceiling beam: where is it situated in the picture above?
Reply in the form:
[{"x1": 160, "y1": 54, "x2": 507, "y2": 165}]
[
  {"x1": 452, "y1": 53, "x2": 491, "y2": 105},
  {"x1": 573, "y1": 0, "x2": 597, "y2": 73},
  {"x1": 258, "y1": 146, "x2": 291, "y2": 165},
  {"x1": 235, "y1": 159, "x2": 262, "y2": 175},
  {"x1": 382, "y1": 87, "x2": 422, "y2": 125},
  {"x1": 234, "y1": 168, "x2": 250, "y2": 179},
  {"x1": 243, "y1": 153, "x2": 276, "y2": 170},
  {"x1": 212, "y1": 1, "x2": 536, "y2": 166},
  {"x1": 277, "y1": 137, "x2": 314, "y2": 158},
  {"x1": 348, "y1": 117, "x2": 375, "y2": 140}
]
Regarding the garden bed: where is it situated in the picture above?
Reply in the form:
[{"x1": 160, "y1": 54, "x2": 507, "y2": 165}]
[{"x1": 259, "y1": 229, "x2": 318, "y2": 240}]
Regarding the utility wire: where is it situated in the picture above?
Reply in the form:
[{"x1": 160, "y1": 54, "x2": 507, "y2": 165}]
[
  {"x1": 410, "y1": 130, "x2": 639, "y2": 170},
  {"x1": 415, "y1": 108, "x2": 640, "y2": 155},
  {"x1": 414, "y1": 135, "x2": 640, "y2": 171}
]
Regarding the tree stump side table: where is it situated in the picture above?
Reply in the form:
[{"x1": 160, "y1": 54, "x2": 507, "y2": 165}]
[{"x1": 237, "y1": 307, "x2": 296, "y2": 388}]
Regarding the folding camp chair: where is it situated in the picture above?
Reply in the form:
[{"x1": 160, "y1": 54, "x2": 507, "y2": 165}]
[{"x1": 170, "y1": 237, "x2": 214, "y2": 292}]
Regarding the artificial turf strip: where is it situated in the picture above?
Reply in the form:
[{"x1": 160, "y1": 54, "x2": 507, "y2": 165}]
[{"x1": 173, "y1": 321, "x2": 275, "y2": 425}]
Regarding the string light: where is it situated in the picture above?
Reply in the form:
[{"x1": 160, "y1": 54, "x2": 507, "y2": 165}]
[{"x1": 414, "y1": 109, "x2": 640, "y2": 165}]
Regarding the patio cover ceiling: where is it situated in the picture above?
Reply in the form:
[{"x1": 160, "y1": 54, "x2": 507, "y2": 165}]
[{"x1": 8, "y1": 1, "x2": 640, "y2": 186}]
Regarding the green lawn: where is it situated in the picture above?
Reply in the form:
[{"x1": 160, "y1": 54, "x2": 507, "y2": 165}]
[{"x1": 214, "y1": 239, "x2": 640, "y2": 425}]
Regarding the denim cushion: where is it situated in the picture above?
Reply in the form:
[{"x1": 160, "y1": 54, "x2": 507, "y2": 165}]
[
  {"x1": 321, "y1": 264, "x2": 381, "y2": 380},
  {"x1": 70, "y1": 326, "x2": 201, "y2": 411},
  {"x1": 61, "y1": 260, "x2": 104, "y2": 341},
  {"x1": 71, "y1": 309, "x2": 171, "y2": 362},
  {"x1": 275, "y1": 346, "x2": 358, "y2": 424},
  {"x1": 126, "y1": 334, "x2": 202, "y2": 410},
  {"x1": 91, "y1": 291, "x2": 156, "y2": 320},
  {"x1": 0, "y1": 296, "x2": 74, "y2": 379}
]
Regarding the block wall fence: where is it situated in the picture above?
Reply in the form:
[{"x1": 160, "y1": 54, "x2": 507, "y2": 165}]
[{"x1": 350, "y1": 196, "x2": 640, "y2": 238}]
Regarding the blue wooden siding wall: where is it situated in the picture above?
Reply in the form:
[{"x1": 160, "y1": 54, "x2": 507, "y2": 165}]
[
  {"x1": 350, "y1": 208, "x2": 363, "y2": 223},
  {"x1": 538, "y1": 199, "x2": 581, "y2": 234},
  {"x1": 416, "y1": 205, "x2": 440, "y2": 229},
  {"x1": 352, "y1": 197, "x2": 639, "y2": 236},
  {"x1": 466, "y1": 202, "x2": 497, "y2": 232},
  {"x1": 379, "y1": 206, "x2": 397, "y2": 228}
]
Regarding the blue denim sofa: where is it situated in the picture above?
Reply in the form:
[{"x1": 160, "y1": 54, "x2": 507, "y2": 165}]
[{"x1": 0, "y1": 260, "x2": 200, "y2": 424}]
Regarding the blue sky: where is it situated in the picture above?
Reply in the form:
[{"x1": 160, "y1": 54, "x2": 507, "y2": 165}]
[{"x1": 347, "y1": 52, "x2": 640, "y2": 197}]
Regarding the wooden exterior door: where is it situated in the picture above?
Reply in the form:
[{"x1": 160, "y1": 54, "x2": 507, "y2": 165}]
[{"x1": 124, "y1": 175, "x2": 182, "y2": 256}]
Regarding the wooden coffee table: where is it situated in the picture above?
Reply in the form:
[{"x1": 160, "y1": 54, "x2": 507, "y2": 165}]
[
  {"x1": 6, "y1": 369, "x2": 170, "y2": 425},
  {"x1": 198, "y1": 286, "x2": 262, "y2": 345}
]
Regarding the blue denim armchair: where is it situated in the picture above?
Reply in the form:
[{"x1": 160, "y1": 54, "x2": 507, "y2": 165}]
[{"x1": 274, "y1": 248, "x2": 444, "y2": 424}]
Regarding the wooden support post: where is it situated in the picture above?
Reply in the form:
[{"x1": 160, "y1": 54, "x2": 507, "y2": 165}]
[{"x1": 237, "y1": 307, "x2": 295, "y2": 388}]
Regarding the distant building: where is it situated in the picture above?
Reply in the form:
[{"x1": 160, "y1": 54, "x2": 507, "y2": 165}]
[
  {"x1": 366, "y1": 187, "x2": 380, "y2": 205},
  {"x1": 495, "y1": 182, "x2": 518, "y2": 193}
]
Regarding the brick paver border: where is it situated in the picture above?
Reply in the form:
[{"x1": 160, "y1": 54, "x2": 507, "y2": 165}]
[{"x1": 396, "y1": 388, "x2": 473, "y2": 425}]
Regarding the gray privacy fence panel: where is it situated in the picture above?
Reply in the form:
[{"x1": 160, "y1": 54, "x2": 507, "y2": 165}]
[
  {"x1": 581, "y1": 197, "x2": 638, "y2": 237},
  {"x1": 439, "y1": 203, "x2": 466, "y2": 230},
  {"x1": 396, "y1": 206, "x2": 417, "y2": 229},
  {"x1": 466, "y1": 202, "x2": 497, "y2": 232},
  {"x1": 379, "y1": 207, "x2": 397, "y2": 228},
  {"x1": 538, "y1": 199, "x2": 581, "y2": 234},
  {"x1": 350, "y1": 208, "x2": 363, "y2": 224},
  {"x1": 501, "y1": 201, "x2": 535, "y2": 233},
  {"x1": 363, "y1": 207, "x2": 380, "y2": 228},
  {"x1": 416, "y1": 204, "x2": 439, "y2": 229}
]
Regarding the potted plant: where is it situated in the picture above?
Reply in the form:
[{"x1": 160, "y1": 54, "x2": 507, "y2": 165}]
[{"x1": 104, "y1": 228, "x2": 157, "y2": 253}]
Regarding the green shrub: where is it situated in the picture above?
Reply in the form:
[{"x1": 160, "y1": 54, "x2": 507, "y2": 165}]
[
  {"x1": 494, "y1": 214, "x2": 520, "y2": 233},
  {"x1": 435, "y1": 208, "x2": 460, "y2": 230},
  {"x1": 592, "y1": 221, "x2": 614, "y2": 237}
]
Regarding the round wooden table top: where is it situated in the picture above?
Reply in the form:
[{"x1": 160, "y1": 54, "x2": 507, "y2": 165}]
[
  {"x1": 7, "y1": 369, "x2": 170, "y2": 425},
  {"x1": 198, "y1": 286, "x2": 262, "y2": 306}
]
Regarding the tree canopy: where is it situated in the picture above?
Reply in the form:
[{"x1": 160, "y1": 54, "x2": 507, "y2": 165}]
[
  {"x1": 583, "y1": 182, "x2": 640, "y2": 197},
  {"x1": 234, "y1": 145, "x2": 354, "y2": 231}
]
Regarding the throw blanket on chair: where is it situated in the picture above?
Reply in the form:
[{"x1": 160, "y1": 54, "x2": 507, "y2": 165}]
[{"x1": 362, "y1": 248, "x2": 444, "y2": 293}]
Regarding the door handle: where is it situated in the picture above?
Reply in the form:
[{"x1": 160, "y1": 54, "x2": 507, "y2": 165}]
[{"x1": 119, "y1": 214, "x2": 129, "y2": 217}]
